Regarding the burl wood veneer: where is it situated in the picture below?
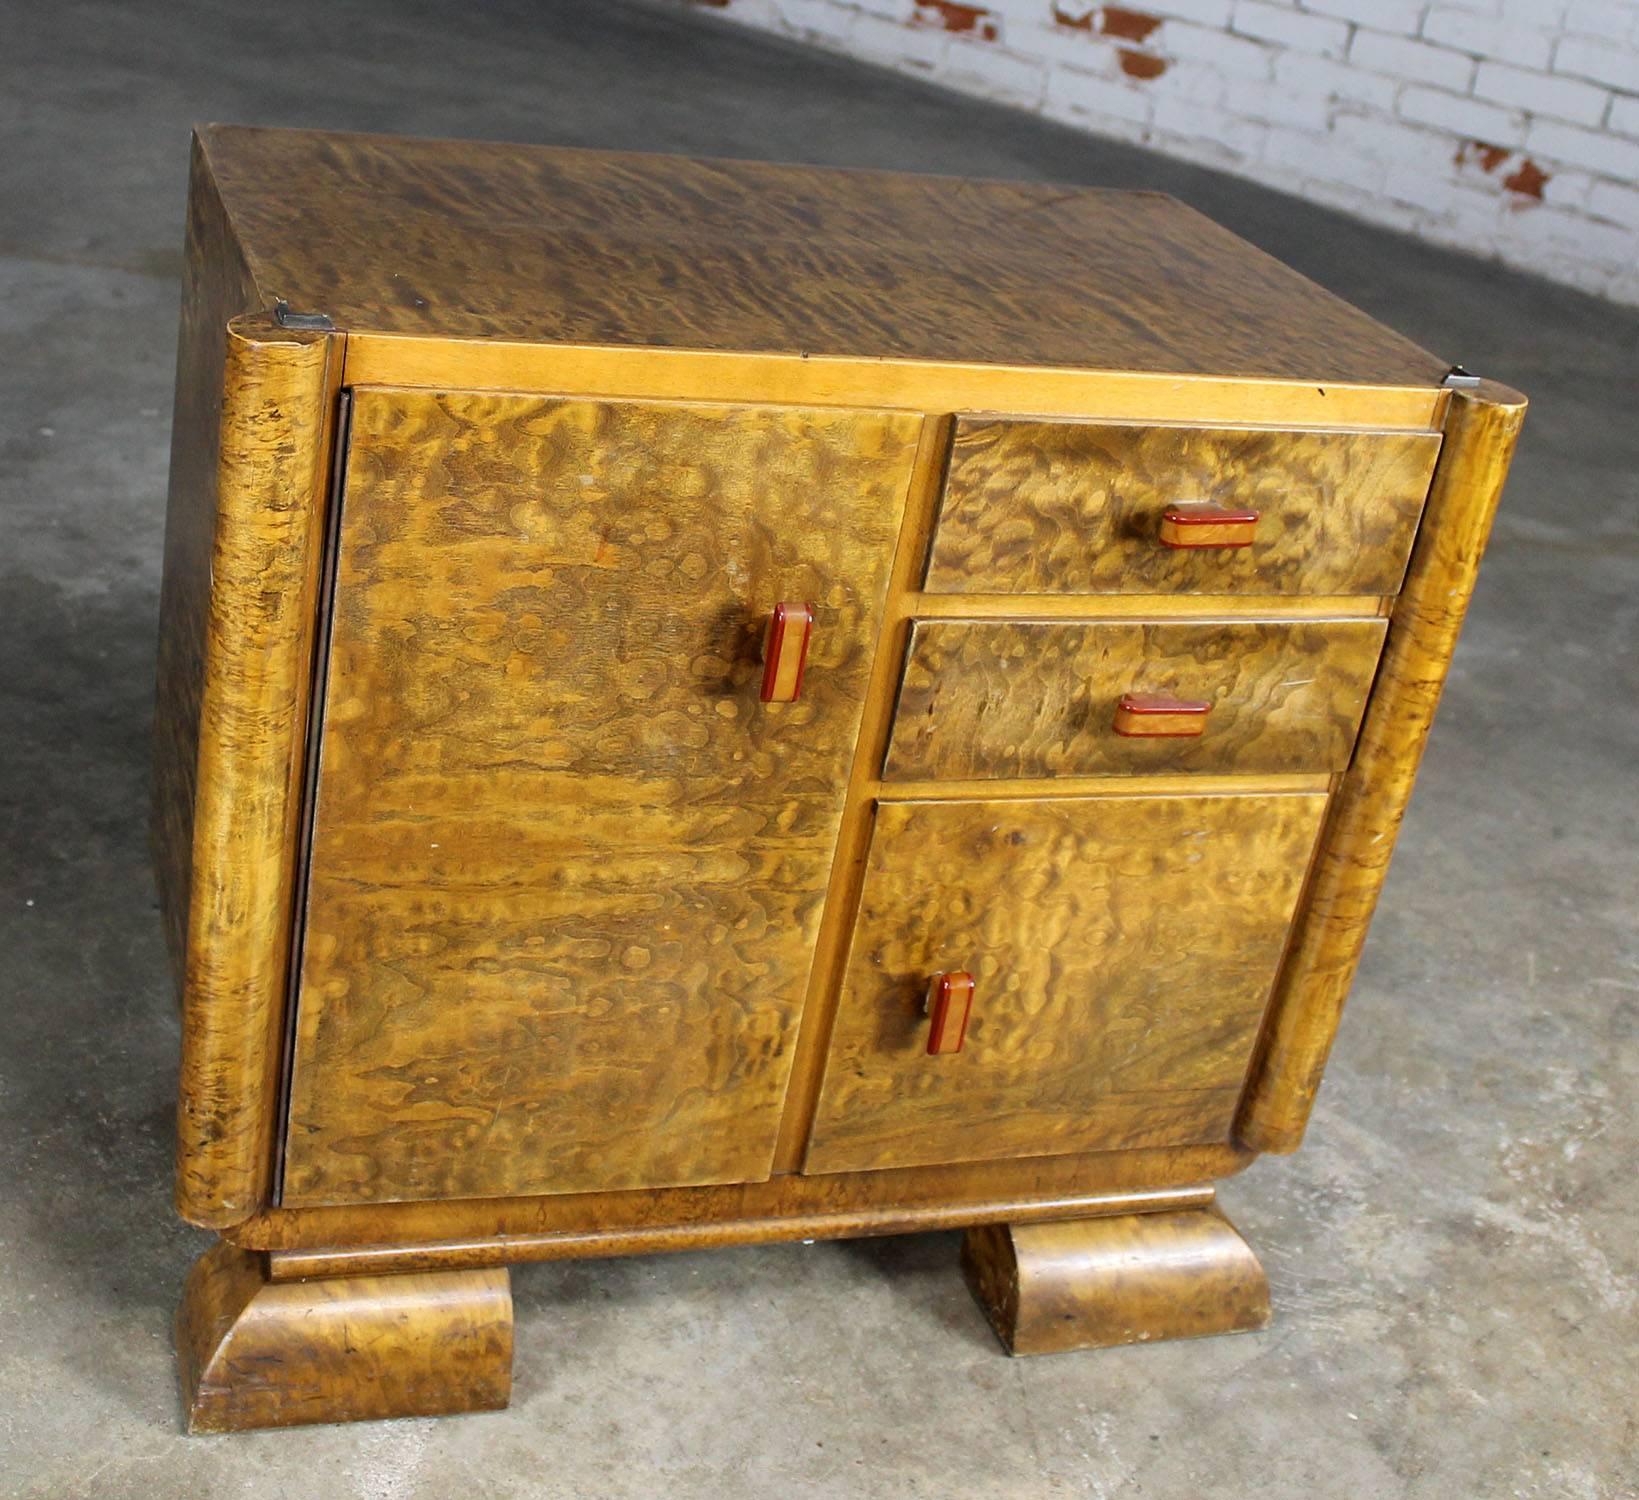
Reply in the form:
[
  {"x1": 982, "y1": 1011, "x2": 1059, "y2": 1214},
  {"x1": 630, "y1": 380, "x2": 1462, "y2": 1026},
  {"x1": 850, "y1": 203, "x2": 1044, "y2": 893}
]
[{"x1": 152, "y1": 125, "x2": 1524, "y2": 1430}]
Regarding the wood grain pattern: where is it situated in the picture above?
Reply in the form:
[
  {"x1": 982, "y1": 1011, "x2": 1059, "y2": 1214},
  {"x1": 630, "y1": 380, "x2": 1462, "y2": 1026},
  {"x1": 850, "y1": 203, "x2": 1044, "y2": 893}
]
[
  {"x1": 804, "y1": 792, "x2": 1328, "y2": 1175},
  {"x1": 927, "y1": 419, "x2": 1441, "y2": 595},
  {"x1": 262, "y1": 1184, "x2": 1219, "y2": 1279},
  {"x1": 197, "y1": 125, "x2": 1452, "y2": 390},
  {"x1": 883, "y1": 619, "x2": 1386, "y2": 780},
  {"x1": 345, "y1": 336, "x2": 1448, "y2": 432},
  {"x1": 165, "y1": 312, "x2": 341, "y2": 1230},
  {"x1": 178, "y1": 1241, "x2": 512, "y2": 1431},
  {"x1": 960, "y1": 1203, "x2": 1270, "y2": 1355},
  {"x1": 151, "y1": 134, "x2": 263, "y2": 995},
  {"x1": 1238, "y1": 380, "x2": 1527, "y2": 1152},
  {"x1": 281, "y1": 389, "x2": 920, "y2": 1207},
  {"x1": 234, "y1": 1143, "x2": 1248, "y2": 1262},
  {"x1": 769, "y1": 415, "x2": 960, "y2": 1169}
]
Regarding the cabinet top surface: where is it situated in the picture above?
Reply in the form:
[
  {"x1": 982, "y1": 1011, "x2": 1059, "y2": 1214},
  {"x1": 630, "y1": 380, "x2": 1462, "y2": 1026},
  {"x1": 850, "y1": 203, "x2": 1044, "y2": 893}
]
[{"x1": 199, "y1": 123, "x2": 1449, "y2": 389}]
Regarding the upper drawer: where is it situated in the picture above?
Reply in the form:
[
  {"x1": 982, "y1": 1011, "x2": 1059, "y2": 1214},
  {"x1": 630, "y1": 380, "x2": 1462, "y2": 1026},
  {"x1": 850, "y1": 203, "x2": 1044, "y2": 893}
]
[
  {"x1": 883, "y1": 617, "x2": 1386, "y2": 780},
  {"x1": 925, "y1": 417, "x2": 1442, "y2": 596}
]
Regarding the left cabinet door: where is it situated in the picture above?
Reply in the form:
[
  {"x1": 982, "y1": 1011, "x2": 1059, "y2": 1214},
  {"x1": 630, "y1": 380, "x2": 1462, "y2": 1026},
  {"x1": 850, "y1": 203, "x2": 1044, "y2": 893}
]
[{"x1": 280, "y1": 388, "x2": 922, "y2": 1207}]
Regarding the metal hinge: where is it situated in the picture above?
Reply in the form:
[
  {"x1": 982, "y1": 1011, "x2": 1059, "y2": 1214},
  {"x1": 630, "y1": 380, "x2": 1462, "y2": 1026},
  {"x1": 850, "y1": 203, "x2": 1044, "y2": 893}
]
[
  {"x1": 1443, "y1": 365, "x2": 1482, "y2": 389},
  {"x1": 273, "y1": 298, "x2": 334, "y2": 332}
]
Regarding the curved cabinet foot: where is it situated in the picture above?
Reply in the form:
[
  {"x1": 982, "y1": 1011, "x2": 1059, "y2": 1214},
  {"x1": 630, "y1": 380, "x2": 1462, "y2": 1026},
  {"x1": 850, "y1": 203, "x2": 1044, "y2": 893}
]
[
  {"x1": 177, "y1": 1241, "x2": 513, "y2": 1432},
  {"x1": 960, "y1": 1204, "x2": 1270, "y2": 1355}
]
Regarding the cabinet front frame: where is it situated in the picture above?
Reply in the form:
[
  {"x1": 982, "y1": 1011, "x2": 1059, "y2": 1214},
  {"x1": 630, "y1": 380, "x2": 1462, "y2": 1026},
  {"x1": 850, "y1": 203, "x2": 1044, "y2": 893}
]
[{"x1": 171, "y1": 323, "x2": 1489, "y2": 1251}]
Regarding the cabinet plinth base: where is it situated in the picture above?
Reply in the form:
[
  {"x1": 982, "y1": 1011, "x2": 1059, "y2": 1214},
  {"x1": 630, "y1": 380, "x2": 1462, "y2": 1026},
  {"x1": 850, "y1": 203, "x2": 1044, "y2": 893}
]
[
  {"x1": 177, "y1": 1242, "x2": 513, "y2": 1432},
  {"x1": 959, "y1": 1203, "x2": 1270, "y2": 1355}
]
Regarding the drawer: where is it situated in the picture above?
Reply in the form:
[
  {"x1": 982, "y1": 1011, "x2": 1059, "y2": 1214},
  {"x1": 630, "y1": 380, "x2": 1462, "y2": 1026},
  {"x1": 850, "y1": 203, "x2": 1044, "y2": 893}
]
[
  {"x1": 805, "y1": 791, "x2": 1329, "y2": 1175},
  {"x1": 926, "y1": 417, "x2": 1442, "y2": 596},
  {"x1": 883, "y1": 617, "x2": 1386, "y2": 780}
]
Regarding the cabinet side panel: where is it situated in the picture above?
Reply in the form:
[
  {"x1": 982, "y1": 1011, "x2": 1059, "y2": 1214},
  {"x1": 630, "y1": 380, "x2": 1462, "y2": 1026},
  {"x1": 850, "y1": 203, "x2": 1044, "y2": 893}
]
[
  {"x1": 151, "y1": 134, "x2": 262, "y2": 989},
  {"x1": 172, "y1": 317, "x2": 340, "y2": 1228},
  {"x1": 1237, "y1": 382, "x2": 1526, "y2": 1153}
]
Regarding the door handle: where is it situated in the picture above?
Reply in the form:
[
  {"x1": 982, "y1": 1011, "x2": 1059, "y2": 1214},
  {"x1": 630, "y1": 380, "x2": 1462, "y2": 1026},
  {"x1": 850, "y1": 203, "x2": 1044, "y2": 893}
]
[
  {"x1": 1113, "y1": 692, "x2": 1212, "y2": 737},
  {"x1": 760, "y1": 602, "x2": 814, "y2": 703},
  {"x1": 926, "y1": 971, "x2": 975, "y2": 1055},
  {"x1": 1159, "y1": 502, "x2": 1259, "y2": 549}
]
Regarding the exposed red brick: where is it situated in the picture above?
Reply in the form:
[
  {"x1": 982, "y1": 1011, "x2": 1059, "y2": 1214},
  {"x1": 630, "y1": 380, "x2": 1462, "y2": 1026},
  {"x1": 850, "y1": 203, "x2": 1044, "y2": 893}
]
[
  {"x1": 1455, "y1": 140, "x2": 1510, "y2": 173},
  {"x1": 1051, "y1": 3, "x2": 1096, "y2": 29},
  {"x1": 1503, "y1": 158, "x2": 1549, "y2": 198},
  {"x1": 1118, "y1": 48, "x2": 1167, "y2": 78},
  {"x1": 1102, "y1": 6, "x2": 1163, "y2": 42},
  {"x1": 916, "y1": 1, "x2": 999, "y2": 40}
]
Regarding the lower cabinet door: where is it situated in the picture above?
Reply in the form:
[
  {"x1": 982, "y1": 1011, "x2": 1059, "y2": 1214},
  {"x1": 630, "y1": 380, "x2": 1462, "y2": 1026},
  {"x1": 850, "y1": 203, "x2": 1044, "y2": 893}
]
[
  {"x1": 280, "y1": 388, "x2": 921, "y2": 1207},
  {"x1": 804, "y1": 792, "x2": 1329, "y2": 1175}
]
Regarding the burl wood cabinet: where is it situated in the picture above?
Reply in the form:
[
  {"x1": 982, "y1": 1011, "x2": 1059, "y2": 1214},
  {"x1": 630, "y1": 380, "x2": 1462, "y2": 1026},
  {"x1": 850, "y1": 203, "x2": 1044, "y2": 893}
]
[{"x1": 153, "y1": 125, "x2": 1524, "y2": 1431}]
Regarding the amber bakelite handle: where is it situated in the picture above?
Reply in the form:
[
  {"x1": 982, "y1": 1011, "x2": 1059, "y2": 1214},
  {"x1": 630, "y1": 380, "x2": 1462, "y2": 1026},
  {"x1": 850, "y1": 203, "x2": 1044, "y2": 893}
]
[
  {"x1": 926, "y1": 971, "x2": 975, "y2": 1055},
  {"x1": 760, "y1": 602, "x2": 815, "y2": 703},
  {"x1": 1113, "y1": 693, "x2": 1212, "y2": 738},
  {"x1": 1159, "y1": 502, "x2": 1260, "y2": 549}
]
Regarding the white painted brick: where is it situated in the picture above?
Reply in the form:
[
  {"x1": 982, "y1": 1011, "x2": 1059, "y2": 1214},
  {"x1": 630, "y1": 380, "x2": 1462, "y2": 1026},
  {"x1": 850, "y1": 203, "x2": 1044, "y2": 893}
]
[
  {"x1": 1400, "y1": 83, "x2": 1525, "y2": 139},
  {"x1": 1043, "y1": 62, "x2": 1154, "y2": 123},
  {"x1": 1474, "y1": 60, "x2": 1610, "y2": 122},
  {"x1": 1334, "y1": 109, "x2": 1452, "y2": 164},
  {"x1": 945, "y1": 46, "x2": 1047, "y2": 102},
  {"x1": 1500, "y1": 0, "x2": 1566, "y2": 22},
  {"x1": 1259, "y1": 126, "x2": 1332, "y2": 175},
  {"x1": 1274, "y1": 50, "x2": 1400, "y2": 109},
  {"x1": 1428, "y1": 0, "x2": 1503, "y2": 15},
  {"x1": 1147, "y1": 0, "x2": 1236, "y2": 23},
  {"x1": 1143, "y1": 57, "x2": 1230, "y2": 105},
  {"x1": 1305, "y1": 0, "x2": 1426, "y2": 34},
  {"x1": 1421, "y1": 10, "x2": 1554, "y2": 68},
  {"x1": 1385, "y1": 160, "x2": 1480, "y2": 212},
  {"x1": 1554, "y1": 34, "x2": 1639, "y2": 91},
  {"x1": 1588, "y1": 177, "x2": 1639, "y2": 227},
  {"x1": 1224, "y1": 73, "x2": 1333, "y2": 126},
  {"x1": 1351, "y1": 29, "x2": 1476, "y2": 89},
  {"x1": 717, "y1": 0, "x2": 778, "y2": 24},
  {"x1": 1263, "y1": 126, "x2": 1387, "y2": 191},
  {"x1": 1301, "y1": 175, "x2": 1425, "y2": 230},
  {"x1": 1608, "y1": 259, "x2": 1639, "y2": 302},
  {"x1": 1232, "y1": 0, "x2": 1350, "y2": 58},
  {"x1": 1161, "y1": 19, "x2": 1275, "y2": 76},
  {"x1": 851, "y1": 13, "x2": 948, "y2": 66},
  {"x1": 1562, "y1": 0, "x2": 1633, "y2": 41},
  {"x1": 1528, "y1": 115, "x2": 1639, "y2": 174},
  {"x1": 1009, "y1": 16, "x2": 1118, "y2": 67},
  {"x1": 1551, "y1": 212, "x2": 1639, "y2": 264},
  {"x1": 769, "y1": 0, "x2": 857, "y2": 43},
  {"x1": 1150, "y1": 94, "x2": 1266, "y2": 155},
  {"x1": 1610, "y1": 92, "x2": 1639, "y2": 137},
  {"x1": 1540, "y1": 166, "x2": 1596, "y2": 208}
]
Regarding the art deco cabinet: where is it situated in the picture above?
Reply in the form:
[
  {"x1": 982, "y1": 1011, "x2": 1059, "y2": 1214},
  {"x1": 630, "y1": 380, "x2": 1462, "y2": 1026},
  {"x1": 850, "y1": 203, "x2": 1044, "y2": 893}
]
[{"x1": 152, "y1": 125, "x2": 1524, "y2": 1431}]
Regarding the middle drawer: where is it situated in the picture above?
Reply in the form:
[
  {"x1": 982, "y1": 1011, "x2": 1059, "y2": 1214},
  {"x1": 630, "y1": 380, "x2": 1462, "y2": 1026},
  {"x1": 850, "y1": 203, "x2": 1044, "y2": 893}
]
[{"x1": 883, "y1": 617, "x2": 1387, "y2": 780}]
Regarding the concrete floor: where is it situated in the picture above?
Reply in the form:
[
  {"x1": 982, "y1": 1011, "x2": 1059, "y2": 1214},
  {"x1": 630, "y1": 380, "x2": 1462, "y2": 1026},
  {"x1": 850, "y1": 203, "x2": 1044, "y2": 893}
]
[{"x1": 2, "y1": 1, "x2": 1635, "y2": 1495}]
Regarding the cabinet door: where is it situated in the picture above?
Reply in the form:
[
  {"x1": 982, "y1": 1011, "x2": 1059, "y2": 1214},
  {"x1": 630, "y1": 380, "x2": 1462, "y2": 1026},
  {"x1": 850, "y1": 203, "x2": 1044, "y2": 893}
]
[
  {"x1": 805, "y1": 792, "x2": 1328, "y2": 1175},
  {"x1": 281, "y1": 389, "x2": 921, "y2": 1207}
]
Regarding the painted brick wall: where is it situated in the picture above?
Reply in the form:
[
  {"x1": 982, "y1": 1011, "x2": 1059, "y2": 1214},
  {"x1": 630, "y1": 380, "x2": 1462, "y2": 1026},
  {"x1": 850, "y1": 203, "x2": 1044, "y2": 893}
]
[{"x1": 677, "y1": 0, "x2": 1639, "y2": 305}]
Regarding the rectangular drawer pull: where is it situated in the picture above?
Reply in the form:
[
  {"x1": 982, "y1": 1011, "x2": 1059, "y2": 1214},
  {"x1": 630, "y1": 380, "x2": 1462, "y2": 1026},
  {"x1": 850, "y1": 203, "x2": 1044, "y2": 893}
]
[
  {"x1": 1113, "y1": 693, "x2": 1212, "y2": 737},
  {"x1": 926, "y1": 971, "x2": 975, "y2": 1055},
  {"x1": 1159, "y1": 502, "x2": 1260, "y2": 549},
  {"x1": 760, "y1": 602, "x2": 815, "y2": 703}
]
